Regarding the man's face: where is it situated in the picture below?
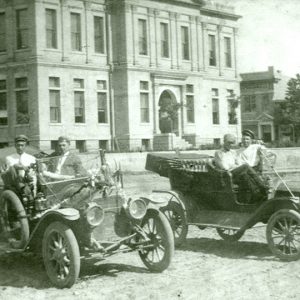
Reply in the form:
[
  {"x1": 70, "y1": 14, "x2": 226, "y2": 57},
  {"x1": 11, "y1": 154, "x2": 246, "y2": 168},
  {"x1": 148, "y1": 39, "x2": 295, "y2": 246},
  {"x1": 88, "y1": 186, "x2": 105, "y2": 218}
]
[
  {"x1": 15, "y1": 141, "x2": 26, "y2": 155},
  {"x1": 224, "y1": 138, "x2": 236, "y2": 151},
  {"x1": 58, "y1": 141, "x2": 70, "y2": 154},
  {"x1": 242, "y1": 135, "x2": 252, "y2": 147}
]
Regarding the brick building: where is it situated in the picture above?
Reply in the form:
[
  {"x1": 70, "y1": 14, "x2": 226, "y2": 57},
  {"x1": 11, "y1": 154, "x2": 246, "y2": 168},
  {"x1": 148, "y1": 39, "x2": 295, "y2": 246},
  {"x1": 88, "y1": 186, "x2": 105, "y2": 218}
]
[
  {"x1": 240, "y1": 66, "x2": 290, "y2": 143},
  {"x1": 0, "y1": 0, "x2": 241, "y2": 151}
]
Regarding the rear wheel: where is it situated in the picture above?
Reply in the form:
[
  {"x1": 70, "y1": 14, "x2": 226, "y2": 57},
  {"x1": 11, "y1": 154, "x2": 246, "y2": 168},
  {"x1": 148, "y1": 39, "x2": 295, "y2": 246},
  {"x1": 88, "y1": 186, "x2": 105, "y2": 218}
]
[
  {"x1": 138, "y1": 210, "x2": 174, "y2": 272},
  {"x1": 0, "y1": 190, "x2": 29, "y2": 249},
  {"x1": 266, "y1": 209, "x2": 300, "y2": 261},
  {"x1": 42, "y1": 221, "x2": 80, "y2": 288},
  {"x1": 216, "y1": 228, "x2": 244, "y2": 242},
  {"x1": 160, "y1": 201, "x2": 188, "y2": 246}
]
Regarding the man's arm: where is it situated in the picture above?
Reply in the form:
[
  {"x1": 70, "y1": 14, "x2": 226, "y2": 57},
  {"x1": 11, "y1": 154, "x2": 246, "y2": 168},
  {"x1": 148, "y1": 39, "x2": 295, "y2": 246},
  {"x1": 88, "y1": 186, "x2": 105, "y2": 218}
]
[{"x1": 214, "y1": 151, "x2": 228, "y2": 170}]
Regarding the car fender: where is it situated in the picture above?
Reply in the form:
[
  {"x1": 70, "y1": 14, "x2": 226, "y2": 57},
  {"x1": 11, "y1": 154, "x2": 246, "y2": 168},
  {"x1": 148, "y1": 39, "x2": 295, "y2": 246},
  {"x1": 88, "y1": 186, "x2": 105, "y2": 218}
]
[
  {"x1": 151, "y1": 189, "x2": 187, "y2": 211},
  {"x1": 139, "y1": 196, "x2": 168, "y2": 209}
]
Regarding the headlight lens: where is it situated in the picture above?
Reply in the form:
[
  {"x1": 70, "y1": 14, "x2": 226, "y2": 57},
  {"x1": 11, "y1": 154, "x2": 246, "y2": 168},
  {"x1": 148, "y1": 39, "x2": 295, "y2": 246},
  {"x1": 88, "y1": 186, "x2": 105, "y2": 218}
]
[
  {"x1": 85, "y1": 203, "x2": 104, "y2": 227},
  {"x1": 128, "y1": 198, "x2": 147, "y2": 220}
]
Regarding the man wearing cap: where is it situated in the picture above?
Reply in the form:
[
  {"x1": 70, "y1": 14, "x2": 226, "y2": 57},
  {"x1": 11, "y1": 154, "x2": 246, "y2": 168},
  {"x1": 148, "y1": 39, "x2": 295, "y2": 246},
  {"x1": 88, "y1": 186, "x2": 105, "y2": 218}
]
[
  {"x1": 5, "y1": 135, "x2": 36, "y2": 168},
  {"x1": 46, "y1": 136, "x2": 87, "y2": 178}
]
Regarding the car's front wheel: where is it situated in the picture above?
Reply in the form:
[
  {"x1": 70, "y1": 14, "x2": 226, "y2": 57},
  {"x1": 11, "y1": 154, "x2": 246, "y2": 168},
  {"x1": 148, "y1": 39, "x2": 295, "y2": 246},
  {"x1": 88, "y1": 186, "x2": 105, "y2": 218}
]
[
  {"x1": 42, "y1": 221, "x2": 80, "y2": 288},
  {"x1": 138, "y1": 210, "x2": 174, "y2": 272},
  {"x1": 266, "y1": 209, "x2": 300, "y2": 261}
]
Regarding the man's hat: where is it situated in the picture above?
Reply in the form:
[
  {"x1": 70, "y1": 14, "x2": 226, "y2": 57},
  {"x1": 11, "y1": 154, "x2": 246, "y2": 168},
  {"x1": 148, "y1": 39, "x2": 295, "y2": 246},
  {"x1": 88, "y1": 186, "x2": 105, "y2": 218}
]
[
  {"x1": 15, "y1": 134, "x2": 29, "y2": 143},
  {"x1": 58, "y1": 136, "x2": 71, "y2": 144},
  {"x1": 242, "y1": 129, "x2": 255, "y2": 139}
]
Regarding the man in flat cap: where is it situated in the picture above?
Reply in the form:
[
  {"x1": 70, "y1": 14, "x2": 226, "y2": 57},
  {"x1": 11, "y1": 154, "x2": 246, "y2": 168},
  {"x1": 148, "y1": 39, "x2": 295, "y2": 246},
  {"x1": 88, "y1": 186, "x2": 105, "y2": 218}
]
[{"x1": 6, "y1": 135, "x2": 36, "y2": 168}]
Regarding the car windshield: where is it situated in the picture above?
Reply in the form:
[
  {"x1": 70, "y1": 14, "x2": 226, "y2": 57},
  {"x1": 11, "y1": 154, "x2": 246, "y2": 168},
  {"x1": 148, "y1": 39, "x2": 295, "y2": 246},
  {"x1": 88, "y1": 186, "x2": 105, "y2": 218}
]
[{"x1": 36, "y1": 151, "x2": 103, "y2": 184}]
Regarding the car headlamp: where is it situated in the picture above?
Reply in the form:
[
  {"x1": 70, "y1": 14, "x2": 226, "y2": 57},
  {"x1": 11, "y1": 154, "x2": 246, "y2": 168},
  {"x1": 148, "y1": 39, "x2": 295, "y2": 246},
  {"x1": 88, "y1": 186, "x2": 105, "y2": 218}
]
[
  {"x1": 127, "y1": 198, "x2": 147, "y2": 220},
  {"x1": 85, "y1": 203, "x2": 104, "y2": 227}
]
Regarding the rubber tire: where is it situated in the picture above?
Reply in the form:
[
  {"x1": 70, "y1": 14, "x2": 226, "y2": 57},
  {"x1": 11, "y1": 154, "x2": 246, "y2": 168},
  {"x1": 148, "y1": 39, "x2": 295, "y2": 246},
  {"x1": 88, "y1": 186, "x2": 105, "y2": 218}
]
[
  {"x1": 42, "y1": 221, "x2": 80, "y2": 288},
  {"x1": 138, "y1": 210, "x2": 174, "y2": 272},
  {"x1": 216, "y1": 228, "x2": 244, "y2": 242},
  {"x1": 160, "y1": 201, "x2": 188, "y2": 247},
  {"x1": 266, "y1": 209, "x2": 300, "y2": 261},
  {"x1": 0, "y1": 190, "x2": 29, "y2": 249}
]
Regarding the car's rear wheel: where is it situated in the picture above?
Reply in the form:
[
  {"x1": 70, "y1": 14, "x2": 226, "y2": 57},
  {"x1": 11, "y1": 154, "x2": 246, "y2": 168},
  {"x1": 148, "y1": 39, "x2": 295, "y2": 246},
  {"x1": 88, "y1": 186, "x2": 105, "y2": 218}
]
[
  {"x1": 0, "y1": 190, "x2": 29, "y2": 249},
  {"x1": 160, "y1": 201, "x2": 188, "y2": 246},
  {"x1": 216, "y1": 228, "x2": 244, "y2": 242},
  {"x1": 266, "y1": 209, "x2": 300, "y2": 261},
  {"x1": 138, "y1": 210, "x2": 174, "y2": 272},
  {"x1": 42, "y1": 221, "x2": 80, "y2": 288}
]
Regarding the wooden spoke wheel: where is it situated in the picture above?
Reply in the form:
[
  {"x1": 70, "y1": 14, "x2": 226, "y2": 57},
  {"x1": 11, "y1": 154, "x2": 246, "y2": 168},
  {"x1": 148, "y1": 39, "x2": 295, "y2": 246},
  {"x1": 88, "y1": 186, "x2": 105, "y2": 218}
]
[{"x1": 216, "y1": 228, "x2": 244, "y2": 242}]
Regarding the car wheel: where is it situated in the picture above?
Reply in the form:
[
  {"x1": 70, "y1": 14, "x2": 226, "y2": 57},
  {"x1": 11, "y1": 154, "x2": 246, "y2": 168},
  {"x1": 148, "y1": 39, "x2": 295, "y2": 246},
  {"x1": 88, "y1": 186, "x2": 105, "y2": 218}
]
[
  {"x1": 266, "y1": 209, "x2": 300, "y2": 261},
  {"x1": 216, "y1": 228, "x2": 244, "y2": 242},
  {"x1": 138, "y1": 210, "x2": 174, "y2": 272},
  {"x1": 42, "y1": 221, "x2": 80, "y2": 288},
  {"x1": 160, "y1": 201, "x2": 188, "y2": 246},
  {"x1": 0, "y1": 190, "x2": 29, "y2": 249}
]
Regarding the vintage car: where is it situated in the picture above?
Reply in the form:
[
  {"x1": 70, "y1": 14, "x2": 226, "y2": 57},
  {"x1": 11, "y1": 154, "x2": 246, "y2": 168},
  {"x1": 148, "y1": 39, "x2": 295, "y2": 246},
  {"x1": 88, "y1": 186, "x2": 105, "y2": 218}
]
[
  {"x1": 146, "y1": 151, "x2": 300, "y2": 261},
  {"x1": 0, "y1": 150, "x2": 174, "y2": 288}
]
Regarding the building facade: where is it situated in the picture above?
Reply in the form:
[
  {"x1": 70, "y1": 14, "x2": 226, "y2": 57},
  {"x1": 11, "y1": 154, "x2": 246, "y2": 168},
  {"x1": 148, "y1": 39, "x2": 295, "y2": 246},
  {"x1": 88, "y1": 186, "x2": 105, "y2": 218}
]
[
  {"x1": 0, "y1": 0, "x2": 241, "y2": 151},
  {"x1": 240, "y1": 66, "x2": 290, "y2": 143}
]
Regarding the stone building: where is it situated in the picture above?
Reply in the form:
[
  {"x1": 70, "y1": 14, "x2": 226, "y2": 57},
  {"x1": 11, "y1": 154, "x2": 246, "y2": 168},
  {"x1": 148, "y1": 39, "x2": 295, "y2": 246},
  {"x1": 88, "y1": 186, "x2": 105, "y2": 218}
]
[
  {"x1": 240, "y1": 66, "x2": 290, "y2": 143},
  {"x1": 0, "y1": 0, "x2": 241, "y2": 151}
]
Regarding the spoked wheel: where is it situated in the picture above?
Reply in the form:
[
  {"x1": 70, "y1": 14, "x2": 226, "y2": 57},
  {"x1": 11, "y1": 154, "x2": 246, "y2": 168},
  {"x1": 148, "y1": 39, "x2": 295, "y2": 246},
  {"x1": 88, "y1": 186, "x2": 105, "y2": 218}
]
[
  {"x1": 0, "y1": 190, "x2": 29, "y2": 249},
  {"x1": 266, "y1": 209, "x2": 300, "y2": 261},
  {"x1": 42, "y1": 221, "x2": 80, "y2": 288},
  {"x1": 138, "y1": 210, "x2": 174, "y2": 272},
  {"x1": 216, "y1": 228, "x2": 244, "y2": 242},
  {"x1": 160, "y1": 201, "x2": 188, "y2": 246}
]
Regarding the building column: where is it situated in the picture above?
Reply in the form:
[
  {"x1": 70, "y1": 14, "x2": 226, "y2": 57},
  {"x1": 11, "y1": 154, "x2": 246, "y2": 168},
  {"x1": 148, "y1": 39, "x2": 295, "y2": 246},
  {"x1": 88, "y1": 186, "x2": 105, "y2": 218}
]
[
  {"x1": 169, "y1": 12, "x2": 177, "y2": 69},
  {"x1": 83, "y1": 1, "x2": 91, "y2": 64},
  {"x1": 131, "y1": 5, "x2": 137, "y2": 65},
  {"x1": 152, "y1": 82, "x2": 160, "y2": 134},
  {"x1": 180, "y1": 85, "x2": 186, "y2": 136},
  {"x1": 201, "y1": 22, "x2": 206, "y2": 71},
  {"x1": 148, "y1": 8, "x2": 155, "y2": 67},
  {"x1": 233, "y1": 27, "x2": 238, "y2": 78},
  {"x1": 190, "y1": 16, "x2": 197, "y2": 71},
  {"x1": 217, "y1": 25, "x2": 222, "y2": 76},
  {"x1": 60, "y1": 0, "x2": 69, "y2": 61},
  {"x1": 196, "y1": 17, "x2": 202, "y2": 71}
]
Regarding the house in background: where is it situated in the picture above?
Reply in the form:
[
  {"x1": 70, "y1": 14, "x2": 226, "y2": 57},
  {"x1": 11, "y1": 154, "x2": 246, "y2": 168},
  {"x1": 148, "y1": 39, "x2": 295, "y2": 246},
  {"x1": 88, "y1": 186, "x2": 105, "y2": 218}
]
[
  {"x1": 0, "y1": 0, "x2": 241, "y2": 151},
  {"x1": 240, "y1": 66, "x2": 290, "y2": 143}
]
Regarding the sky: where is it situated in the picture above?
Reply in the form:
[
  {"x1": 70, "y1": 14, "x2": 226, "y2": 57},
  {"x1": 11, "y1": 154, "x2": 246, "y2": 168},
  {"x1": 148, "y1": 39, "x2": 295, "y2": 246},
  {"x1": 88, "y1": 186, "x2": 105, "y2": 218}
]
[{"x1": 226, "y1": 0, "x2": 300, "y2": 77}]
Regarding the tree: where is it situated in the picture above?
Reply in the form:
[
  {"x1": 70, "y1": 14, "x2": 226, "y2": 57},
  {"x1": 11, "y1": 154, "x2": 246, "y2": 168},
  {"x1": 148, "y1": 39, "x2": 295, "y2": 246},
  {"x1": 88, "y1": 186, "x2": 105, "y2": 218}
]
[{"x1": 274, "y1": 74, "x2": 300, "y2": 141}]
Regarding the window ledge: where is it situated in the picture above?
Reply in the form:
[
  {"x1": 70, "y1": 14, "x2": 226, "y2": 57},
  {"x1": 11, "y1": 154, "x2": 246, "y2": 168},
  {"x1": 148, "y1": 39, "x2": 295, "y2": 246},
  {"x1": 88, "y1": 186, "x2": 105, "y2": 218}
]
[
  {"x1": 14, "y1": 124, "x2": 30, "y2": 127},
  {"x1": 49, "y1": 122, "x2": 62, "y2": 126},
  {"x1": 44, "y1": 48, "x2": 60, "y2": 52},
  {"x1": 15, "y1": 48, "x2": 30, "y2": 53},
  {"x1": 0, "y1": 125, "x2": 8, "y2": 128}
]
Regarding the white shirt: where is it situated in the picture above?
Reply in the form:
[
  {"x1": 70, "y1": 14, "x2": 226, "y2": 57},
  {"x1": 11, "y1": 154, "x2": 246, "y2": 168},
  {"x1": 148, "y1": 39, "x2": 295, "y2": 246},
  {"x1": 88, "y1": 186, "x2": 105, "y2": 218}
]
[
  {"x1": 214, "y1": 148, "x2": 239, "y2": 171},
  {"x1": 6, "y1": 152, "x2": 36, "y2": 168},
  {"x1": 236, "y1": 144, "x2": 266, "y2": 167},
  {"x1": 55, "y1": 151, "x2": 69, "y2": 174}
]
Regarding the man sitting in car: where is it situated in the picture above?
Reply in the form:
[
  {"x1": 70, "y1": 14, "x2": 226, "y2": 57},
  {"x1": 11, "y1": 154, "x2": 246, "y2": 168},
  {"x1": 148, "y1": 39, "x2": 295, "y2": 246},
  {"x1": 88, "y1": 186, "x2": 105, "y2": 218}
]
[{"x1": 214, "y1": 134, "x2": 267, "y2": 195}]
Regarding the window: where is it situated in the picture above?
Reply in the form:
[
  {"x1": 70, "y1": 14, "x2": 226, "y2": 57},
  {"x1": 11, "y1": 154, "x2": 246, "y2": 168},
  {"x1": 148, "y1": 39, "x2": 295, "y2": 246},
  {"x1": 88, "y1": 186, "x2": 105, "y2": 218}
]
[
  {"x1": 73, "y1": 79, "x2": 85, "y2": 123},
  {"x1": 181, "y1": 26, "x2": 190, "y2": 60},
  {"x1": 141, "y1": 139, "x2": 150, "y2": 151},
  {"x1": 138, "y1": 19, "x2": 147, "y2": 55},
  {"x1": 16, "y1": 9, "x2": 29, "y2": 49},
  {"x1": 0, "y1": 13, "x2": 6, "y2": 52},
  {"x1": 262, "y1": 94, "x2": 269, "y2": 111},
  {"x1": 49, "y1": 77, "x2": 61, "y2": 123},
  {"x1": 227, "y1": 89, "x2": 237, "y2": 124},
  {"x1": 15, "y1": 77, "x2": 29, "y2": 124},
  {"x1": 212, "y1": 88, "x2": 219, "y2": 124},
  {"x1": 208, "y1": 34, "x2": 216, "y2": 66},
  {"x1": 0, "y1": 142, "x2": 9, "y2": 149},
  {"x1": 76, "y1": 140, "x2": 86, "y2": 153},
  {"x1": 46, "y1": 9, "x2": 57, "y2": 49},
  {"x1": 0, "y1": 80, "x2": 7, "y2": 125},
  {"x1": 140, "y1": 81, "x2": 149, "y2": 123},
  {"x1": 99, "y1": 140, "x2": 108, "y2": 150},
  {"x1": 97, "y1": 80, "x2": 108, "y2": 123},
  {"x1": 213, "y1": 138, "x2": 221, "y2": 147},
  {"x1": 186, "y1": 84, "x2": 194, "y2": 123},
  {"x1": 224, "y1": 37, "x2": 232, "y2": 68},
  {"x1": 94, "y1": 16, "x2": 104, "y2": 53},
  {"x1": 160, "y1": 23, "x2": 169, "y2": 58},
  {"x1": 71, "y1": 13, "x2": 81, "y2": 51},
  {"x1": 51, "y1": 140, "x2": 58, "y2": 151},
  {"x1": 244, "y1": 95, "x2": 256, "y2": 112}
]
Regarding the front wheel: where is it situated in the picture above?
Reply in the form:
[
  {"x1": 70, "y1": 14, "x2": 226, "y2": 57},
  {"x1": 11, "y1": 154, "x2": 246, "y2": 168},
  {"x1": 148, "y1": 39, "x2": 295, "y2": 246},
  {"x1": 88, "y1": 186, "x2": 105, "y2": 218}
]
[
  {"x1": 42, "y1": 221, "x2": 80, "y2": 288},
  {"x1": 266, "y1": 209, "x2": 300, "y2": 261},
  {"x1": 138, "y1": 210, "x2": 174, "y2": 272},
  {"x1": 160, "y1": 201, "x2": 188, "y2": 246}
]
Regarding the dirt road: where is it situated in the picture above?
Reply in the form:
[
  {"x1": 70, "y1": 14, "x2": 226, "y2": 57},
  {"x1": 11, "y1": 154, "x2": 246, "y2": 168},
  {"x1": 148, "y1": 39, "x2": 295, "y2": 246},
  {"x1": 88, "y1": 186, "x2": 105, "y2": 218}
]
[{"x1": 0, "y1": 173, "x2": 299, "y2": 300}]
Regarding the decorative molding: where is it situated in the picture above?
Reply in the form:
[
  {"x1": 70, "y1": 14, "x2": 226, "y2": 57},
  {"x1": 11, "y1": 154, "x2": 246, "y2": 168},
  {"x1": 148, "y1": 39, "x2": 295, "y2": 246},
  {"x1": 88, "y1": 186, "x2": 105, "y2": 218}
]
[
  {"x1": 154, "y1": 9, "x2": 160, "y2": 16},
  {"x1": 196, "y1": 16, "x2": 202, "y2": 24},
  {"x1": 41, "y1": 1, "x2": 59, "y2": 6},
  {"x1": 201, "y1": 22, "x2": 207, "y2": 29},
  {"x1": 189, "y1": 15, "x2": 196, "y2": 23},
  {"x1": 131, "y1": 4, "x2": 137, "y2": 12},
  {"x1": 148, "y1": 8, "x2": 155, "y2": 16}
]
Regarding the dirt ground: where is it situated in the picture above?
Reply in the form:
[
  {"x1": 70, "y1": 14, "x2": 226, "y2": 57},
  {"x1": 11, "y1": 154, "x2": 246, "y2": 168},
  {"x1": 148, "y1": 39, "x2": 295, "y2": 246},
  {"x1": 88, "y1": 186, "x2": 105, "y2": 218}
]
[{"x1": 0, "y1": 173, "x2": 299, "y2": 300}]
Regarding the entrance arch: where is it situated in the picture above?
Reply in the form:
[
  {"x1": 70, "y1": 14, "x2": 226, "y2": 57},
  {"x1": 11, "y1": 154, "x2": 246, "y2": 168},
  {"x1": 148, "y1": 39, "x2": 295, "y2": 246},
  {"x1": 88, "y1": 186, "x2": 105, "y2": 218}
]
[{"x1": 158, "y1": 90, "x2": 179, "y2": 135}]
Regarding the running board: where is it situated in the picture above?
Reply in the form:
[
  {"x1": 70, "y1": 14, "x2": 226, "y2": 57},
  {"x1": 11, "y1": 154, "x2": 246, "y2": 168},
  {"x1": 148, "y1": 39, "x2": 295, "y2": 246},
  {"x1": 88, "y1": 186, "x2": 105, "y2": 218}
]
[{"x1": 188, "y1": 210, "x2": 253, "y2": 229}]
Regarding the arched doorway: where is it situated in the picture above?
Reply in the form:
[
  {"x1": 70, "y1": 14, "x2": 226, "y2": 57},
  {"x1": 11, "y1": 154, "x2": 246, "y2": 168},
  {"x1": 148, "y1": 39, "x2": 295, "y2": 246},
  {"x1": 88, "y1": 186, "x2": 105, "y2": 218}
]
[{"x1": 158, "y1": 90, "x2": 179, "y2": 135}]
